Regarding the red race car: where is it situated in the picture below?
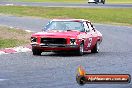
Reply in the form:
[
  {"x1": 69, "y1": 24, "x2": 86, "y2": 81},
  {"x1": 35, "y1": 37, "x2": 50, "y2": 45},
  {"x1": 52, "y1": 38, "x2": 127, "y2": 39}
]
[{"x1": 30, "y1": 19, "x2": 102, "y2": 56}]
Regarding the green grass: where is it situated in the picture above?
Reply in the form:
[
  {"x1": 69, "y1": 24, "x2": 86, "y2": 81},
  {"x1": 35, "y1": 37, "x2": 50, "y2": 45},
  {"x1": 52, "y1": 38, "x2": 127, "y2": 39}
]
[
  {"x1": 0, "y1": 26, "x2": 31, "y2": 48},
  {"x1": 7, "y1": 0, "x2": 132, "y2": 4},
  {"x1": 0, "y1": 6, "x2": 132, "y2": 25},
  {"x1": 0, "y1": 39, "x2": 26, "y2": 48},
  {"x1": 8, "y1": 0, "x2": 85, "y2": 3},
  {"x1": 107, "y1": 0, "x2": 132, "y2": 4}
]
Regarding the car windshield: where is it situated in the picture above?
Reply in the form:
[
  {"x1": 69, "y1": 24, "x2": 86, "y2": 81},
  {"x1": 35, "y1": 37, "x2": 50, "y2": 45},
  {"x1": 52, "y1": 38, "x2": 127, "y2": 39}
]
[{"x1": 44, "y1": 21, "x2": 84, "y2": 31}]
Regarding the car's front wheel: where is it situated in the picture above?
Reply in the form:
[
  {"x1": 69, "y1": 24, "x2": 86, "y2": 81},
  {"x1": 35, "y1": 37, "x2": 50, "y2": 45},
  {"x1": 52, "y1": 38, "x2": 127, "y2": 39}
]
[
  {"x1": 77, "y1": 43, "x2": 84, "y2": 56},
  {"x1": 91, "y1": 41, "x2": 100, "y2": 53},
  {"x1": 32, "y1": 48, "x2": 42, "y2": 55}
]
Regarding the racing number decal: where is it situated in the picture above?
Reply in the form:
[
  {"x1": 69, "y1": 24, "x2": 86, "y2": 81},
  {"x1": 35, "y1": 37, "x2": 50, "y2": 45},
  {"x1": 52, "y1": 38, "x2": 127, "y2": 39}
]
[{"x1": 87, "y1": 38, "x2": 92, "y2": 48}]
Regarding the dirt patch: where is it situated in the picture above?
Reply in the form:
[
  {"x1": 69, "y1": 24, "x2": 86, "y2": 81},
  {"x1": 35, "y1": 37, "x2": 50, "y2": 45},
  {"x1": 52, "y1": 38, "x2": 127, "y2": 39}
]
[{"x1": 0, "y1": 26, "x2": 32, "y2": 48}]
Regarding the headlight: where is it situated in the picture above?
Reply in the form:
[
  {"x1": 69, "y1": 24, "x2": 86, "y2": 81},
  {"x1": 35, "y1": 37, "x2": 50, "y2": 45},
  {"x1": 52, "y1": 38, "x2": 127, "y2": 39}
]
[
  {"x1": 70, "y1": 38, "x2": 76, "y2": 45},
  {"x1": 30, "y1": 37, "x2": 37, "y2": 42}
]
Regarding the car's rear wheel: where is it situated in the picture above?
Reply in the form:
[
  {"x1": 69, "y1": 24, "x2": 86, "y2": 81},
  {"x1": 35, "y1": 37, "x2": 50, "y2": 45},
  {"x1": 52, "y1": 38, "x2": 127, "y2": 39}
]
[
  {"x1": 91, "y1": 41, "x2": 100, "y2": 53},
  {"x1": 77, "y1": 43, "x2": 84, "y2": 56},
  {"x1": 32, "y1": 48, "x2": 41, "y2": 55}
]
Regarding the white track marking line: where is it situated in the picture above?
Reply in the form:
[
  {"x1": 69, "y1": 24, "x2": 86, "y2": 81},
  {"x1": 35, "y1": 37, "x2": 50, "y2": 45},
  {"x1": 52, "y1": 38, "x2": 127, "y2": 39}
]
[
  {"x1": 0, "y1": 79, "x2": 8, "y2": 81},
  {"x1": 0, "y1": 46, "x2": 32, "y2": 55},
  {"x1": 5, "y1": 4, "x2": 14, "y2": 6},
  {"x1": 0, "y1": 51, "x2": 6, "y2": 55},
  {"x1": 12, "y1": 46, "x2": 31, "y2": 53},
  {"x1": 25, "y1": 30, "x2": 33, "y2": 33}
]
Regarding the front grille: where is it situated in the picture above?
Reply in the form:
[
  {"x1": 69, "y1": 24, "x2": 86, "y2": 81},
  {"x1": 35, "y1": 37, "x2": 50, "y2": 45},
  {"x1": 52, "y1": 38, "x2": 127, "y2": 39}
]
[{"x1": 41, "y1": 38, "x2": 67, "y2": 44}]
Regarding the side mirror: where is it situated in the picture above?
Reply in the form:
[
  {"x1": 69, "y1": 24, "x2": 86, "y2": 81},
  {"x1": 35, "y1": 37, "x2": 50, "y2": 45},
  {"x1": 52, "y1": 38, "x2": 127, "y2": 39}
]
[
  {"x1": 81, "y1": 28, "x2": 85, "y2": 32},
  {"x1": 42, "y1": 28, "x2": 45, "y2": 31}
]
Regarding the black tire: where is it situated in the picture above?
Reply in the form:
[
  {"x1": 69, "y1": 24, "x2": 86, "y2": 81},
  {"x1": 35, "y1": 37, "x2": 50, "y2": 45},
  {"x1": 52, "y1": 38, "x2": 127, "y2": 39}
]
[
  {"x1": 91, "y1": 41, "x2": 100, "y2": 53},
  {"x1": 77, "y1": 43, "x2": 84, "y2": 56},
  {"x1": 32, "y1": 48, "x2": 41, "y2": 55}
]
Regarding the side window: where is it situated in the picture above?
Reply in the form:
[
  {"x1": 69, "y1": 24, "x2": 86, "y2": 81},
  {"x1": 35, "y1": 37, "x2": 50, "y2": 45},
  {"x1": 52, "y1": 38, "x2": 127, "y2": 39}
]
[{"x1": 83, "y1": 22, "x2": 90, "y2": 32}]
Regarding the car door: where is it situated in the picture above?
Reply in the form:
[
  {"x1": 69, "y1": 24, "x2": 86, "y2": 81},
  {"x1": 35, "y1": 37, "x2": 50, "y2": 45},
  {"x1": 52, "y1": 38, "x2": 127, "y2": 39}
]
[
  {"x1": 87, "y1": 22, "x2": 98, "y2": 49},
  {"x1": 83, "y1": 21, "x2": 93, "y2": 51}
]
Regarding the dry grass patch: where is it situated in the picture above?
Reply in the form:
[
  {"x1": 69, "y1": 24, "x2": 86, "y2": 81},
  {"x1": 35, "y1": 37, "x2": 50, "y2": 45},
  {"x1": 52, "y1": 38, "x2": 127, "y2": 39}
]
[{"x1": 0, "y1": 26, "x2": 32, "y2": 48}]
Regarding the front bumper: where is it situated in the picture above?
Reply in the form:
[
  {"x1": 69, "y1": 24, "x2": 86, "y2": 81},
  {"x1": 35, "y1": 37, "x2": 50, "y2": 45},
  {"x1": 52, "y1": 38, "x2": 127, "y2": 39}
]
[{"x1": 31, "y1": 42, "x2": 78, "y2": 49}]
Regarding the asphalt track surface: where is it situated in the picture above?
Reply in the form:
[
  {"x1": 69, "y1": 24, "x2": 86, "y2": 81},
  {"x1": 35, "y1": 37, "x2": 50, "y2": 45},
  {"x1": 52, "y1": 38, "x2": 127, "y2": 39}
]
[
  {"x1": 0, "y1": 1, "x2": 132, "y2": 8},
  {"x1": 0, "y1": 15, "x2": 132, "y2": 88}
]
